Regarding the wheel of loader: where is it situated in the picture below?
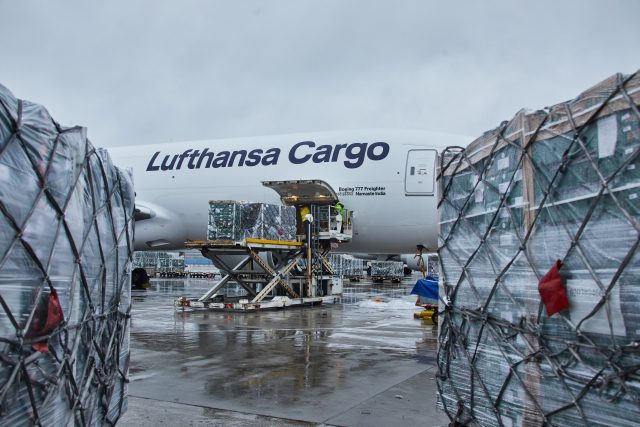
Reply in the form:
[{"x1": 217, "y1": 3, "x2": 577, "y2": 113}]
[{"x1": 431, "y1": 310, "x2": 438, "y2": 325}]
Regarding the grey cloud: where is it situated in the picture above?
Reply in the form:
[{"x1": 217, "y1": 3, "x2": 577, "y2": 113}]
[{"x1": 0, "y1": 0, "x2": 638, "y2": 147}]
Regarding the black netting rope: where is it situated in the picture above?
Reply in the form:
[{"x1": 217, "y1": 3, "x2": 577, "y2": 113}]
[
  {"x1": 436, "y1": 72, "x2": 640, "y2": 427},
  {"x1": 0, "y1": 88, "x2": 133, "y2": 426}
]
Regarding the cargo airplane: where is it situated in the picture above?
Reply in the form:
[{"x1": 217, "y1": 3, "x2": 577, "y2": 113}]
[{"x1": 107, "y1": 129, "x2": 469, "y2": 269}]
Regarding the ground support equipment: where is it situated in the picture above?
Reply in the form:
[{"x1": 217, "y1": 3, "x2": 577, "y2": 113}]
[
  {"x1": 176, "y1": 180, "x2": 352, "y2": 312},
  {"x1": 176, "y1": 238, "x2": 338, "y2": 312}
]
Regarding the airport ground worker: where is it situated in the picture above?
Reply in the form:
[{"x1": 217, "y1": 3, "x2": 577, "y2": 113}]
[
  {"x1": 334, "y1": 202, "x2": 344, "y2": 232},
  {"x1": 299, "y1": 205, "x2": 311, "y2": 232},
  {"x1": 300, "y1": 205, "x2": 310, "y2": 222}
]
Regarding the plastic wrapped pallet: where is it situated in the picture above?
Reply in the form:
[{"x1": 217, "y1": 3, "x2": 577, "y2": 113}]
[
  {"x1": 207, "y1": 201, "x2": 296, "y2": 241},
  {"x1": 133, "y1": 251, "x2": 159, "y2": 269},
  {"x1": 330, "y1": 254, "x2": 364, "y2": 278},
  {"x1": 207, "y1": 201, "x2": 241, "y2": 240},
  {"x1": 279, "y1": 204, "x2": 297, "y2": 241},
  {"x1": 239, "y1": 202, "x2": 296, "y2": 241},
  {"x1": 0, "y1": 84, "x2": 134, "y2": 425},
  {"x1": 330, "y1": 254, "x2": 344, "y2": 276},
  {"x1": 347, "y1": 257, "x2": 362, "y2": 277},
  {"x1": 151, "y1": 252, "x2": 183, "y2": 273},
  {"x1": 370, "y1": 260, "x2": 403, "y2": 278},
  {"x1": 437, "y1": 71, "x2": 640, "y2": 426},
  {"x1": 159, "y1": 258, "x2": 184, "y2": 273}
]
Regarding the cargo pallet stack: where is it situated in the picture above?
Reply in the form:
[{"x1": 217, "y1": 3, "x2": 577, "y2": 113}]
[
  {"x1": 207, "y1": 201, "x2": 296, "y2": 242},
  {"x1": 179, "y1": 201, "x2": 332, "y2": 311},
  {"x1": 437, "y1": 71, "x2": 640, "y2": 426},
  {"x1": 0, "y1": 84, "x2": 134, "y2": 425},
  {"x1": 133, "y1": 251, "x2": 159, "y2": 277},
  {"x1": 178, "y1": 180, "x2": 351, "y2": 312},
  {"x1": 370, "y1": 260, "x2": 404, "y2": 283},
  {"x1": 158, "y1": 253, "x2": 185, "y2": 277},
  {"x1": 330, "y1": 254, "x2": 364, "y2": 281}
]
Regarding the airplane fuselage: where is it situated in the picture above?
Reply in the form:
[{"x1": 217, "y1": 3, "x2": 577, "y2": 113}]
[{"x1": 107, "y1": 129, "x2": 469, "y2": 254}]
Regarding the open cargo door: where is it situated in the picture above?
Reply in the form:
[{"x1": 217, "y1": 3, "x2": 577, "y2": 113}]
[{"x1": 262, "y1": 179, "x2": 339, "y2": 206}]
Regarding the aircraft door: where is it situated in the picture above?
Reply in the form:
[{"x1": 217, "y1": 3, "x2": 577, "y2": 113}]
[{"x1": 405, "y1": 149, "x2": 437, "y2": 195}]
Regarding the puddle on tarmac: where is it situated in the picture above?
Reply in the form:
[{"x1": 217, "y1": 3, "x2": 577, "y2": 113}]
[{"x1": 128, "y1": 276, "x2": 439, "y2": 408}]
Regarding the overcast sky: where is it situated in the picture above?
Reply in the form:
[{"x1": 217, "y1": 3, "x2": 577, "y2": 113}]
[{"x1": 0, "y1": 1, "x2": 638, "y2": 147}]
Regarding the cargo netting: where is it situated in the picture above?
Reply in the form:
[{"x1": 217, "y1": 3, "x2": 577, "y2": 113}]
[
  {"x1": 330, "y1": 254, "x2": 364, "y2": 277},
  {"x1": 437, "y1": 71, "x2": 640, "y2": 426},
  {"x1": 0, "y1": 84, "x2": 134, "y2": 425},
  {"x1": 207, "y1": 201, "x2": 296, "y2": 242},
  {"x1": 370, "y1": 260, "x2": 404, "y2": 278}
]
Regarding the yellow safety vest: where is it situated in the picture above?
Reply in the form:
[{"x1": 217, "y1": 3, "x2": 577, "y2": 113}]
[{"x1": 300, "y1": 206, "x2": 310, "y2": 221}]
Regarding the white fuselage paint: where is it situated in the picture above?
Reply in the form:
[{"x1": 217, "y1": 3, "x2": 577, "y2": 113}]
[{"x1": 106, "y1": 129, "x2": 469, "y2": 254}]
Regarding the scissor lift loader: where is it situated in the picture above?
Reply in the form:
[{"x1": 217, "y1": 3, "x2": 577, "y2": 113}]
[{"x1": 175, "y1": 180, "x2": 353, "y2": 312}]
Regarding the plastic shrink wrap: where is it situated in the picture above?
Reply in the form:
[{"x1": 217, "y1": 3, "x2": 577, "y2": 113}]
[
  {"x1": 437, "y1": 71, "x2": 640, "y2": 426},
  {"x1": 158, "y1": 257, "x2": 184, "y2": 274},
  {"x1": 0, "y1": 84, "x2": 134, "y2": 425},
  {"x1": 370, "y1": 261, "x2": 404, "y2": 278},
  {"x1": 132, "y1": 251, "x2": 158, "y2": 269},
  {"x1": 208, "y1": 201, "x2": 296, "y2": 241},
  {"x1": 207, "y1": 201, "x2": 241, "y2": 240},
  {"x1": 330, "y1": 254, "x2": 364, "y2": 277}
]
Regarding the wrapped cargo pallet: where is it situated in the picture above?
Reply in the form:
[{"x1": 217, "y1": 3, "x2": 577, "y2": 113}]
[
  {"x1": 349, "y1": 257, "x2": 364, "y2": 278},
  {"x1": 207, "y1": 201, "x2": 242, "y2": 240},
  {"x1": 207, "y1": 201, "x2": 296, "y2": 241},
  {"x1": 330, "y1": 254, "x2": 344, "y2": 276},
  {"x1": 330, "y1": 254, "x2": 364, "y2": 278},
  {"x1": 0, "y1": 84, "x2": 134, "y2": 425},
  {"x1": 133, "y1": 251, "x2": 159, "y2": 269},
  {"x1": 437, "y1": 71, "x2": 640, "y2": 426},
  {"x1": 158, "y1": 255, "x2": 185, "y2": 274},
  {"x1": 370, "y1": 260, "x2": 404, "y2": 278}
]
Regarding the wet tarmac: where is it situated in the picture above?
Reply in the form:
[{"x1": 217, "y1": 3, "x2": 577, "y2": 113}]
[{"x1": 118, "y1": 275, "x2": 448, "y2": 426}]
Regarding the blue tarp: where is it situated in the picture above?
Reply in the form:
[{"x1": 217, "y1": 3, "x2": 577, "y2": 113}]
[{"x1": 411, "y1": 276, "x2": 439, "y2": 301}]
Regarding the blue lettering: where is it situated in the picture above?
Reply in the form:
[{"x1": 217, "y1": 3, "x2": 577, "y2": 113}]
[
  {"x1": 146, "y1": 151, "x2": 160, "y2": 171},
  {"x1": 245, "y1": 148, "x2": 263, "y2": 166},
  {"x1": 213, "y1": 151, "x2": 229, "y2": 168},
  {"x1": 262, "y1": 148, "x2": 280, "y2": 165},
  {"x1": 145, "y1": 141, "x2": 390, "y2": 172},
  {"x1": 229, "y1": 150, "x2": 247, "y2": 167},
  {"x1": 344, "y1": 143, "x2": 367, "y2": 169},
  {"x1": 312, "y1": 145, "x2": 332, "y2": 163},
  {"x1": 161, "y1": 154, "x2": 178, "y2": 171},
  {"x1": 368, "y1": 142, "x2": 389, "y2": 161},
  {"x1": 187, "y1": 149, "x2": 201, "y2": 169},
  {"x1": 331, "y1": 144, "x2": 347, "y2": 161},
  {"x1": 289, "y1": 141, "x2": 314, "y2": 164},
  {"x1": 197, "y1": 148, "x2": 215, "y2": 168},
  {"x1": 176, "y1": 149, "x2": 193, "y2": 169}
]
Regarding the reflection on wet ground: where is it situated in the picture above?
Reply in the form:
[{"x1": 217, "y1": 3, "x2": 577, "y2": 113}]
[{"x1": 120, "y1": 275, "x2": 444, "y2": 426}]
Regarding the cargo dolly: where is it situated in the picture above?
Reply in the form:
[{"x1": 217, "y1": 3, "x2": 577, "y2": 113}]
[
  {"x1": 175, "y1": 180, "x2": 353, "y2": 312},
  {"x1": 369, "y1": 260, "x2": 404, "y2": 283}
]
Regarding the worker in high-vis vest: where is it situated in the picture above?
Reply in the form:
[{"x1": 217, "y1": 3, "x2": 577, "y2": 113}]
[
  {"x1": 300, "y1": 206, "x2": 311, "y2": 223},
  {"x1": 334, "y1": 202, "x2": 344, "y2": 232}
]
